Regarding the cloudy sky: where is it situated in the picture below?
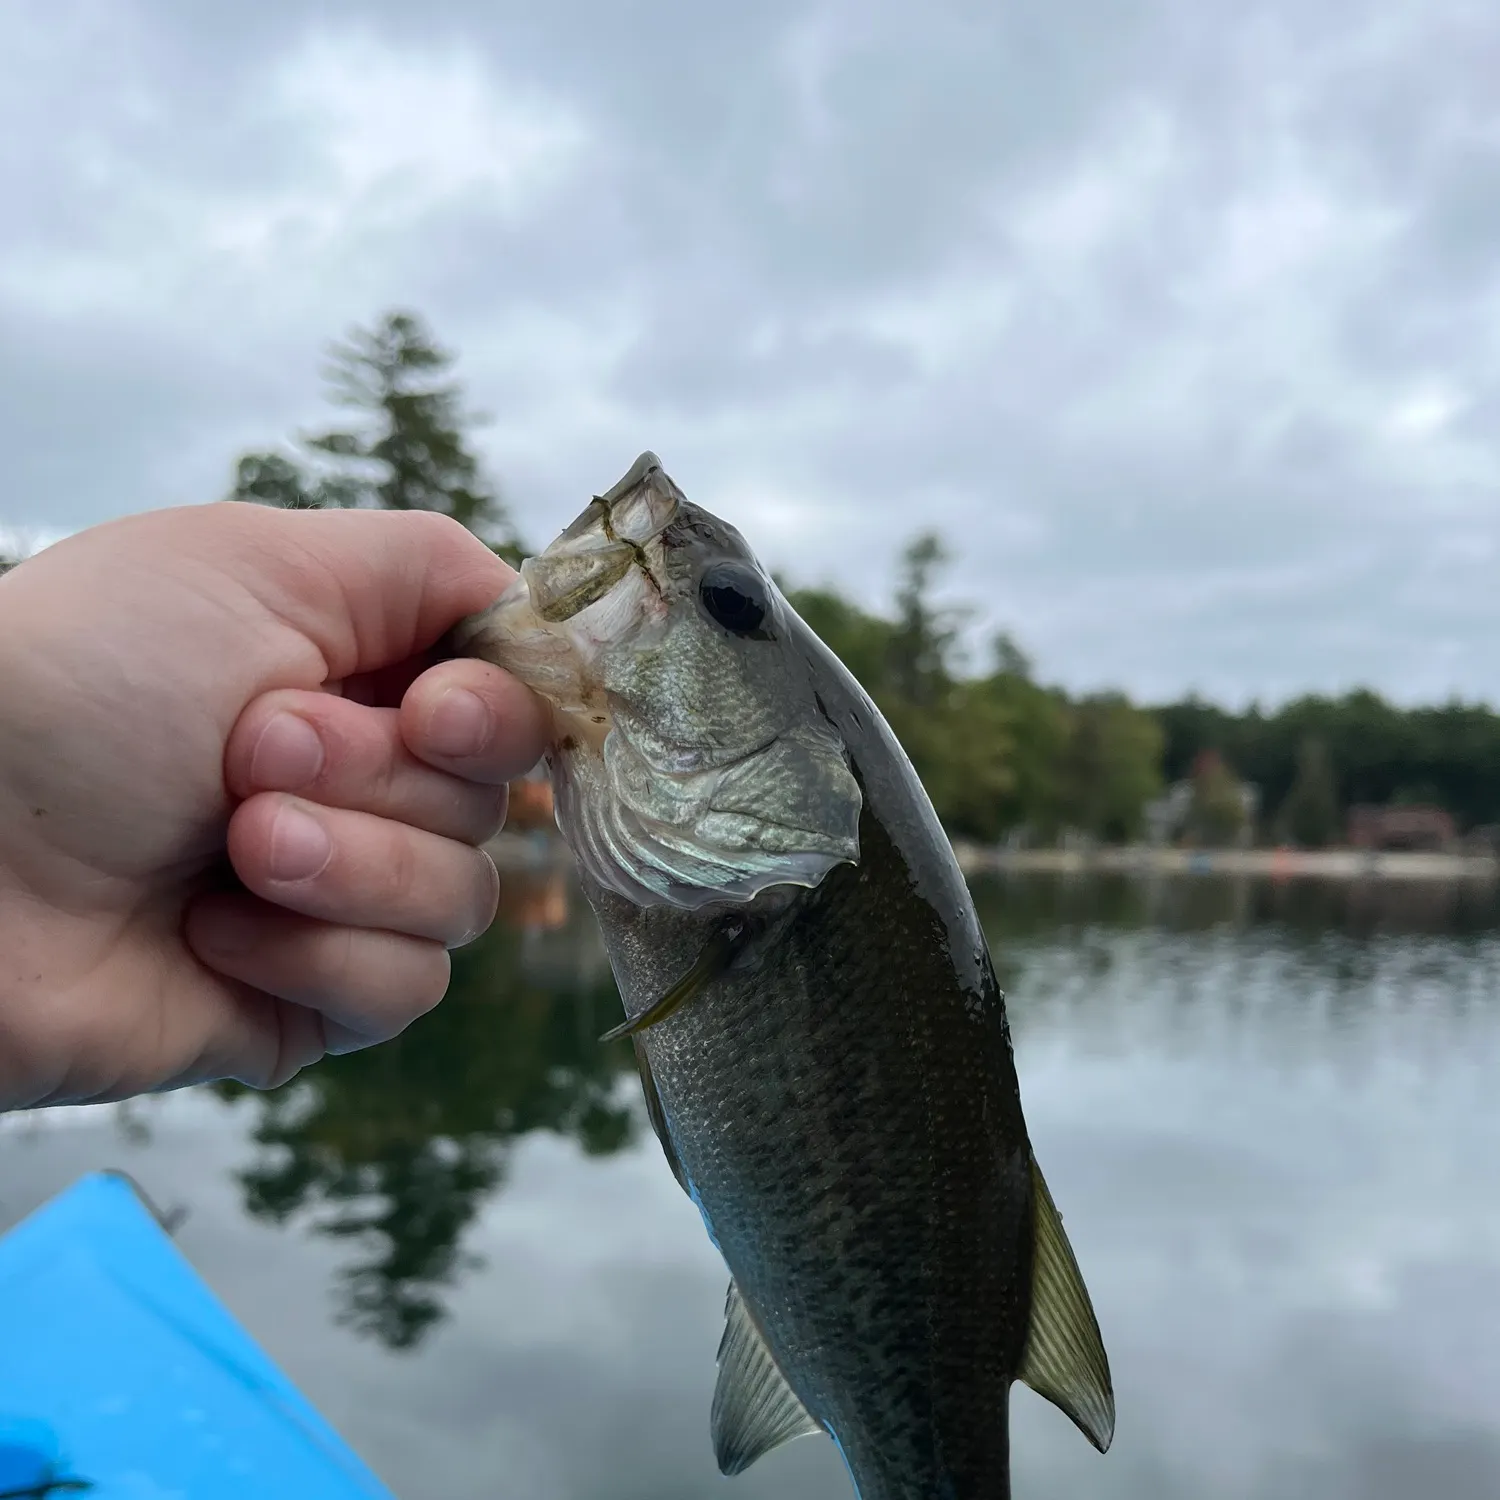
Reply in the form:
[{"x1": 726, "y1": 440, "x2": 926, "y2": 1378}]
[{"x1": 4, "y1": 0, "x2": 1499, "y2": 706}]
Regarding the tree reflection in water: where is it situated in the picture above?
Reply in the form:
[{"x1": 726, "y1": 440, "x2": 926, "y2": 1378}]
[
  {"x1": 213, "y1": 870, "x2": 636, "y2": 1351},
  {"x1": 213, "y1": 864, "x2": 1500, "y2": 1352}
]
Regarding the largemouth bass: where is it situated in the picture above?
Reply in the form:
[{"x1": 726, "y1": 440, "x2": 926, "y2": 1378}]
[{"x1": 453, "y1": 454, "x2": 1113, "y2": 1500}]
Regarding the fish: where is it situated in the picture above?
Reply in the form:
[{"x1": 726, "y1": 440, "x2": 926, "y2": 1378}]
[{"x1": 451, "y1": 454, "x2": 1113, "y2": 1500}]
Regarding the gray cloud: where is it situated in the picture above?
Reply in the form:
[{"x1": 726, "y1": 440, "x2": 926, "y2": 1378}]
[{"x1": 3, "y1": 0, "x2": 1499, "y2": 704}]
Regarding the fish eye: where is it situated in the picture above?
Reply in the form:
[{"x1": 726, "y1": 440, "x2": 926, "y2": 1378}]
[{"x1": 698, "y1": 561, "x2": 769, "y2": 636}]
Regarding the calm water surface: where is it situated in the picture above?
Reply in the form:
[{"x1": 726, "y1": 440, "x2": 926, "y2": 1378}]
[{"x1": 5, "y1": 872, "x2": 1500, "y2": 1499}]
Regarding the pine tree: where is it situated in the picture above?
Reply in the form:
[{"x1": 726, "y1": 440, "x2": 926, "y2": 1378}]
[
  {"x1": 992, "y1": 631, "x2": 1033, "y2": 680},
  {"x1": 887, "y1": 532, "x2": 961, "y2": 708},
  {"x1": 227, "y1": 452, "x2": 318, "y2": 510},
  {"x1": 227, "y1": 311, "x2": 524, "y2": 563},
  {"x1": 1277, "y1": 736, "x2": 1340, "y2": 847}
]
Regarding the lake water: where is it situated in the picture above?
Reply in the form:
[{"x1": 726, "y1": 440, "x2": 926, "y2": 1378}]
[{"x1": 4, "y1": 871, "x2": 1500, "y2": 1500}]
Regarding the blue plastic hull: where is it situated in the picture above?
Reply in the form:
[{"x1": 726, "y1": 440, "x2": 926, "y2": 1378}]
[{"x1": 0, "y1": 1170, "x2": 396, "y2": 1498}]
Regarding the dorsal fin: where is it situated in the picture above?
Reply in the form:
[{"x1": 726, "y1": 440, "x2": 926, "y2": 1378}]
[
  {"x1": 711, "y1": 1280, "x2": 822, "y2": 1475},
  {"x1": 1018, "y1": 1155, "x2": 1115, "y2": 1452}
]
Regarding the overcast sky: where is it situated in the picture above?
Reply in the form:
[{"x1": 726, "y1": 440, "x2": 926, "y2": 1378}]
[{"x1": 4, "y1": 0, "x2": 1499, "y2": 706}]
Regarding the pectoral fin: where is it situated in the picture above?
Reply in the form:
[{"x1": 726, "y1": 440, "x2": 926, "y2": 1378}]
[
  {"x1": 711, "y1": 1280, "x2": 822, "y2": 1475},
  {"x1": 599, "y1": 921, "x2": 742, "y2": 1042},
  {"x1": 1018, "y1": 1156, "x2": 1115, "y2": 1453}
]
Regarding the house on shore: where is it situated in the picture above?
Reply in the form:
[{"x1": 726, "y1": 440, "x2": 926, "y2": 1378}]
[{"x1": 1347, "y1": 804, "x2": 1455, "y2": 853}]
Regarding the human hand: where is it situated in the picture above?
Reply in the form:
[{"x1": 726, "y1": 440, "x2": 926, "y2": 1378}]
[{"x1": 0, "y1": 502, "x2": 549, "y2": 1110}]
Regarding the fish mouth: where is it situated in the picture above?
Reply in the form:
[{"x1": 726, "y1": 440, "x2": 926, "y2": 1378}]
[
  {"x1": 524, "y1": 451, "x2": 681, "y2": 624},
  {"x1": 449, "y1": 453, "x2": 683, "y2": 743},
  {"x1": 452, "y1": 453, "x2": 679, "y2": 648}
]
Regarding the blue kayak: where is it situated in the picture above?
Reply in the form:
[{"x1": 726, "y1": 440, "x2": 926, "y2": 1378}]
[{"x1": 0, "y1": 1170, "x2": 396, "y2": 1499}]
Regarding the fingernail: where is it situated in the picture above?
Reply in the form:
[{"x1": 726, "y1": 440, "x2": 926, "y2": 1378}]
[
  {"x1": 449, "y1": 850, "x2": 500, "y2": 950},
  {"x1": 250, "y1": 713, "x2": 324, "y2": 789},
  {"x1": 427, "y1": 688, "x2": 491, "y2": 758},
  {"x1": 268, "y1": 802, "x2": 333, "y2": 881}
]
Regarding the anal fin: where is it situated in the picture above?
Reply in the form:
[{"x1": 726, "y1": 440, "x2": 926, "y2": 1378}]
[
  {"x1": 1018, "y1": 1155, "x2": 1116, "y2": 1453},
  {"x1": 711, "y1": 1280, "x2": 822, "y2": 1475}
]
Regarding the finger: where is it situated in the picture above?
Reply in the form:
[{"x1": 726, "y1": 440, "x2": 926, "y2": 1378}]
[
  {"x1": 400, "y1": 657, "x2": 552, "y2": 787},
  {"x1": 153, "y1": 979, "x2": 329, "y2": 1096},
  {"x1": 225, "y1": 503, "x2": 518, "y2": 679},
  {"x1": 227, "y1": 689, "x2": 508, "y2": 845},
  {"x1": 13, "y1": 948, "x2": 330, "y2": 1107},
  {"x1": 184, "y1": 892, "x2": 450, "y2": 1054},
  {"x1": 334, "y1": 650, "x2": 440, "y2": 709},
  {"x1": 226, "y1": 793, "x2": 500, "y2": 946}
]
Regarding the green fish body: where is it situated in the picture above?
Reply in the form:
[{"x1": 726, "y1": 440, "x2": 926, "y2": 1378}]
[{"x1": 455, "y1": 455, "x2": 1113, "y2": 1500}]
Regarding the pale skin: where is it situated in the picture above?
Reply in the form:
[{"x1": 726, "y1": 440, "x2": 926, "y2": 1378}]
[{"x1": 0, "y1": 501, "x2": 551, "y2": 1112}]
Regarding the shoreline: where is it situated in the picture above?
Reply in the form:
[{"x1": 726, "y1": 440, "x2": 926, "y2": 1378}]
[
  {"x1": 951, "y1": 843, "x2": 1500, "y2": 881},
  {"x1": 489, "y1": 829, "x2": 1500, "y2": 883}
]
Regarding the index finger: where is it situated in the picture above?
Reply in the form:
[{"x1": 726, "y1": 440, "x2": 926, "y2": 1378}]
[{"x1": 400, "y1": 657, "x2": 552, "y2": 786}]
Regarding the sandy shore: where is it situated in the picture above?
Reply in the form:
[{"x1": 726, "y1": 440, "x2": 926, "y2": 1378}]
[
  {"x1": 486, "y1": 829, "x2": 1500, "y2": 883},
  {"x1": 951, "y1": 843, "x2": 1500, "y2": 880}
]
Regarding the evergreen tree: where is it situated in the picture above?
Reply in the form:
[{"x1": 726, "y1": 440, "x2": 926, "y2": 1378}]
[
  {"x1": 1277, "y1": 735, "x2": 1340, "y2": 847},
  {"x1": 986, "y1": 672, "x2": 1070, "y2": 840},
  {"x1": 227, "y1": 452, "x2": 318, "y2": 510},
  {"x1": 887, "y1": 532, "x2": 961, "y2": 707},
  {"x1": 1185, "y1": 749, "x2": 1248, "y2": 846},
  {"x1": 1061, "y1": 693, "x2": 1165, "y2": 843},
  {"x1": 227, "y1": 311, "x2": 524, "y2": 563},
  {"x1": 992, "y1": 631, "x2": 1033, "y2": 681}
]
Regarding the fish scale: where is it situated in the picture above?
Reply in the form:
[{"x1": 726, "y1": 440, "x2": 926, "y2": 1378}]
[{"x1": 591, "y1": 776, "x2": 1033, "y2": 1498}]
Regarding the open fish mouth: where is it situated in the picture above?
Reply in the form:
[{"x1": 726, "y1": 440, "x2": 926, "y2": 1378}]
[
  {"x1": 449, "y1": 454, "x2": 684, "y2": 737},
  {"x1": 453, "y1": 452, "x2": 679, "y2": 644},
  {"x1": 520, "y1": 451, "x2": 681, "y2": 623}
]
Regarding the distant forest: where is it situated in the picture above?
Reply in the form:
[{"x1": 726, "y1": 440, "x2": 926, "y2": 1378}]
[{"x1": 11, "y1": 310, "x2": 1494, "y2": 849}]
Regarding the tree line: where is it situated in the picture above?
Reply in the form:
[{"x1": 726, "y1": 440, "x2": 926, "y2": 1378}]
[
  {"x1": 1156, "y1": 695, "x2": 1500, "y2": 846},
  {"x1": 207, "y1": 309, "x2": 1500, "y2": 849}
]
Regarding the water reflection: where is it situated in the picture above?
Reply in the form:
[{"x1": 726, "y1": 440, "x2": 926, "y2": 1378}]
[
  {"x1": 970, "y1": 869, "x2": 1500, "y2": 943},
  {"x1": 212, "y1": 871, "x2": 637, "y2": 1350},
  {"x1": 207, "y1": 867, "x2": 1500, "y2": 1356},
  {"x1": 7, "y1": 868, "x2": 1500, "y2": 1497},
  {"x1": 976, "y1": 875, "x2": 1500, "y2": 1095}
]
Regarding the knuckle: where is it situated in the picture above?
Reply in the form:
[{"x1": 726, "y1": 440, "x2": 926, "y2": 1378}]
[
  {"x1": 318, "y1": 703, "x2": 379, "y2": 789},
  {"x1": 381, "y1": 831, "x2": 422, "y2": 910},
  {"x1": 308, "y1": 923, "x2": 358, "y2": 994},
  {"x1": 374, "y1": 732, "x2": 405, "y2": 807}
]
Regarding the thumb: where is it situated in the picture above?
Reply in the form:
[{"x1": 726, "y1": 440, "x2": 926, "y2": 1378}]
[{"x1": 224, "y1": 502, "x2": 517, "y2": 679}]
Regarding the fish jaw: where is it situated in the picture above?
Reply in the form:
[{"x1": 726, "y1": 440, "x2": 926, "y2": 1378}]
[{"x1": 449, "y1": 453, "x2": 682, "y2": 746}]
